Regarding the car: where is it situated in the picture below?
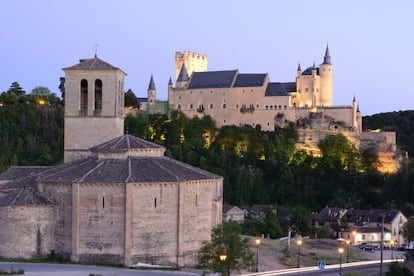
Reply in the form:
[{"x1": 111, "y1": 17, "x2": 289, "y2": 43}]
[{"x1": 359, "y1": 244, "x2": 378, "y2": 251}]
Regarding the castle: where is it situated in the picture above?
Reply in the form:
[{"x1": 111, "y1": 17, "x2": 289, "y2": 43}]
[
  {"x1": 161, "y1": 47, "x2": 400, "y2": 173},
  {"x1": 0, "y1": 56, "x2": 223, "y2": 266}
]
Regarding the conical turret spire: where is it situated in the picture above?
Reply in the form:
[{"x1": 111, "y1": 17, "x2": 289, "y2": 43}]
[
  {"x1": 168, "y1": 77, "x2": 173, "y2": 86},
  {"x1": 148, "y1": 74, "x2": 156, "y2": 90},
  {"x1": 323, "y1": 44, "x2": 331, "y2": 64},
  {"x1": 177, "y1": 64, "x2": 189, "y2": 82},
  {"x1": 297, "y1": 63, "x2": 301, "y2": 71}
]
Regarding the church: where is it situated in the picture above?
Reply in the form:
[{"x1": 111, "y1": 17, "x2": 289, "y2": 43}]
[{"x1": 0, "y1": 56, "x2": 223, "y2": 267}]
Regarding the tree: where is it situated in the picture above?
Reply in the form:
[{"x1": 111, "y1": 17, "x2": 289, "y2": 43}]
[
  {"x1": 125, "y1": 89, "x2": 140, "y2": 109},
  {"x1": 402, "y1": 218, "x2": 414, "y2": 247},
  {"x1": 198, "y1": 222, "x2": 254, "y2": 275},
  {"x1": 7, "y1": 82, "x2": 26, "y2": 97},
  {"x1": 31, "y1": 86, "x2": 51, "y2": 96}
]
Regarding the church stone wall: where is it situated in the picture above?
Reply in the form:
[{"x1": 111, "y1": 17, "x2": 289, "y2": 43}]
[
  {"x1": 39, "y1": 182, "x2": 73, "y2": 258},
  {"x1": 77, "y1": 183, "x2": 126, "y2": 264},
  {"x1": 0, "y1": 206, "x2": 55, "y2": 259},
  {"x1": 130, "y1": 183, "x2": 179, "y2": 265}
]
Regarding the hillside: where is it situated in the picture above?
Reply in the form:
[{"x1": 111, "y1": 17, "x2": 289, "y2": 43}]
[{"x1": 363, "y1": 110, "x2": 414, "y2": 157}]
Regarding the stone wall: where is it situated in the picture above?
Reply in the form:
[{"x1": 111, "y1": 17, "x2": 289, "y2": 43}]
[{"x1": 0, "y1": 205, "x2": 55, "y2": 259}]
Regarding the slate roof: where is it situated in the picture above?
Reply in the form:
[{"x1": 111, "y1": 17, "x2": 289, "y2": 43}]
[
  {"x1": 90, "y1": 134, "x2": 164, "y2": 153},
  {"x1": 148, "y1": 75, "x2": 156, "y2": 90},
  {"x1": 265, "y1": 82, "x2": 290, "y2": 96},
  {"x1": 177, "y1": 64, "x2": 189, "y2": 82},
  {"x1": 38, "y1": 156, "x2": 220, "y2": 183},
  {"x1": 63, "y1": 56, "x2": 126, "y2": 74},
  {"x1": 0, "y1": 166, "x2": 49, "y2": 181},
  {"x1": 302, "y1": 66, "x2": 319, "y2": 76},
  {"x1": 0, "y1": 187, "x2": 56, "y2": 206},
  {"x1": 233, "y1": 74, "x2": 267, "y2": 87},
  {"x1": 138, "y1": 97, "x2": 148, "y2": 103},
  {"x1": 315, "y1": 207, "x2": 401, "y2": 224},
  {"x1": 187, "y1": 70, "x2": 238, "y2": 89}
]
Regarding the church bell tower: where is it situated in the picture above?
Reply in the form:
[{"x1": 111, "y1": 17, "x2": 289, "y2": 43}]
[{"x1": 62, "y1": 55, "x2": 127, "y2": 162}]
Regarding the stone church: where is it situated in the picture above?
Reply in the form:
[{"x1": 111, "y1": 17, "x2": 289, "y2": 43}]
[{"x1": 0, "y1": 56, "x2": 223, "y2": 267}]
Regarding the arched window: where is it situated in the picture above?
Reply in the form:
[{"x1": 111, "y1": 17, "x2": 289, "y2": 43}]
[
  {"x1": 80, "y1": 79, "x2": 88, "y2": 116},
  {"x1": 94, "y1": 79, "x2": 102, "y2": 113}
]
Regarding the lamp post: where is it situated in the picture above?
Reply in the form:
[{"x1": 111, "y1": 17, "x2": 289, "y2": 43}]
[
  {"x1": 219, "y1": 253, "x2": 227, "y2": 276},
  {"x1": 390, "y1": 240, "x2": 395, "y2": 260},
  {"x1": 338, "y1": 247, "x2": 344, "y2": 276},
  {"x1": 255, "y1": 238, "x2": 261, "y2": 272},
  {"x1": 352, "y1": 230, "x2": 357, "y2": 244},
  {"x1": 296, "y1": 239, "x2": 303, "y2": 268},
  {"x1": 346, "y1": 240, "x2": 350, "y2": 263}
]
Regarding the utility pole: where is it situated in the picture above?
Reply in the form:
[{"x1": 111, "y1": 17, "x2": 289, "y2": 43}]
[{"x1": 380, "y1": 214, "x2": 384, "y2": 276}]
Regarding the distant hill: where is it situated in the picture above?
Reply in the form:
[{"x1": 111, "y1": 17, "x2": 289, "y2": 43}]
[{"x1": 363, "y1": 110, "x2": 414, "y2": 157}]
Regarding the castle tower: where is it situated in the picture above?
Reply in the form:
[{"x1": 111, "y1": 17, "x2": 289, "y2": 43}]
[
  {"x1": 176, "y1": 64, "x2": 189, "y2": 88},
  {"x1": 319, "y1": 45, "x2": 333, "y2": 106},
  {"x1": 147, "y1": 74, "x2": 157, "y2": 106},
  {"x1": 175, "y1": 51, "x2": 208, "y2": 81},
  {"x1": 63, "y1": 55, "x2": 126, "y2": 162}
]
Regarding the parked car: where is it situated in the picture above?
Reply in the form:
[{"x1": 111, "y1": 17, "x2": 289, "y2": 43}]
[{"x1": 359, "y1": 244, "x2": 378, "y2": 251}]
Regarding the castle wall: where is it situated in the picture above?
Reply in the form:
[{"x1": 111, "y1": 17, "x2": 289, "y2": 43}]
[{"x1": 0, "y1": 205, "x2": 55, "y2": 259}]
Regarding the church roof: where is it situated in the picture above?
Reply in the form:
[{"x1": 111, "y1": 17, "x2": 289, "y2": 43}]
[
  {"x1": 0, "y1": 187, "x2": 56, "y2": 206},
  {"x1": 37, "y1": 156, "x2": 220, "y2": 183},
  {"x1": 265, "y1": 82, "x2": 294, "y2": 96},
  {"x1": 0, "y1": 134, "x2": 221, "y2": 189},
  {"x1": 187, "y1": 70, "x2": 238, "y2": 89},
  {"x1": 0, "y1": 166, "x2": 49, "y2": 181},
  {"x1": 234, "y1": 74, "x2": 267, "y2": 87},
  {"x1": 91, "y1": 134, "x2": 164, "y2": 153},
  {"x1": 63, "y1": 56, "x2": 126, "y2": 75}
]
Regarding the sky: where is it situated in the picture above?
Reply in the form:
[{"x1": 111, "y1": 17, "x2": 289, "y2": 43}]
[{"x1": 1, "y1": 0, "x2": 413, "y2": 116}]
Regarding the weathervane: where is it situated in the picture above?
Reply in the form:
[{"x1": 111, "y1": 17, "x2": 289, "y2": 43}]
[{"x1": 94, "y1": 43, "x2": 99, "y2": 58}]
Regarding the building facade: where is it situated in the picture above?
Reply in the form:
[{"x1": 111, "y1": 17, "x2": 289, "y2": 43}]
[{"x1": 0, "y1": 56, "x2": 223, "y2": 267}]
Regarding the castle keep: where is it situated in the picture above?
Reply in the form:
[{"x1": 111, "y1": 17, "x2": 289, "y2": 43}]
[{"x1": 0, "y1": 56, "x2": 223, "y2": 266}]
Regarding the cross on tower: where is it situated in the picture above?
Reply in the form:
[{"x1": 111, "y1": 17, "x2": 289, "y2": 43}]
[{"x1": 94, "y1": 43, "x2": 99, "y2": 58}]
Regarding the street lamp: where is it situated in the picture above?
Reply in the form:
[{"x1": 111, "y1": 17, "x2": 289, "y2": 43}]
[
  {"x1": 346, "y1": 240, "x2": 350, "y2": 263},
  {"x1": 390, "y1": 240, "x2": 395, "y2": 260},
  {"x1": 255, "y1": 238, "x2": 261, "y2": 272},
  {"x1": 338, "y1": 247, "x2": 344, "y2": 276},
  {"x1": 296, "y1": 239, "x2": 303, "y2": 268},
  {"x1": 219, "y1": 253, "x2": 227, "y2": 276},
  {"x1": 352, "y1": 230, "x2": 357, "y2": 244}
]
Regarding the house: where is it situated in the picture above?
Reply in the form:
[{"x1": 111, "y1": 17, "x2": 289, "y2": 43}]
[
  {"x1": 222, "y1": 205, "x2": 246, "y2": 223},
  {"x1": 314, "y1": 207, "x2": 407, "y2": 246}
]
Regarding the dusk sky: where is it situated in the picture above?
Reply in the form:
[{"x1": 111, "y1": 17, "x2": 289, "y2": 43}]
[{"x1": 1, "y1": 0, "x2": 413, "y2": 115}]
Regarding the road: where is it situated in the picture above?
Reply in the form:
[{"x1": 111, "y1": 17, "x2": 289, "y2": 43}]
[
  {"x1": 239, "y1": 259, "x2": 405, "y2": 276},
  {"x1": 0, "y1": 262, "x2": 200, "y2": 276}
]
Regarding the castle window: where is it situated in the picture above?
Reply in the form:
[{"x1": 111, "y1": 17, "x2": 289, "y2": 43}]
[
  {"x1": 267, "y1": 122, "x2": 270, "y2": 126},
  {"x1": 210, "y1": 104, "x2": 213, "y2": 109},
  {"x1": 222, "y1": 103, "x2": 226, "y2": 109},
  {"x1": 236, "y1": 105, "x2": 239, "y2": 108},
  {"x1": 102, "y1": 197, "x2": 105, "y2": 208},
  {"x1": 284, "y1": 105, "x2": 287, "y2": 110},
  {"x1": 94, "y1": 79, "x2": 102, "y2": 114},
  {"x1": 265, "y1": 105, "x2": 268, "y2": 110},
  {"x1": 279, "y1": 105, "x2": 282, "y2": 109},
  {"x1": 154, "y1": 197, "x2": 157, "y2": 208},
  {"x1": 80, "y1": 79, "x2": 88, "y2": 116},
  {"x1": 224, "y1": 120, "x2": 226, "y2": 123},
  {"x1": 256, "y1": 104, "x2": 259, "y2": 108},
  {"x1": 195, "y1": 194, "x2": 198, "y2": 206},
  {"x1": 270, "y1": 106, "x2": 273, "y2": 110},
  {"x1": 190, "y1": 104, "x2": 193, "y2": 109},
  {"x1": 177, "y1": 104, "x2": 181, "y2": 110}
]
